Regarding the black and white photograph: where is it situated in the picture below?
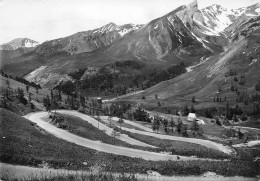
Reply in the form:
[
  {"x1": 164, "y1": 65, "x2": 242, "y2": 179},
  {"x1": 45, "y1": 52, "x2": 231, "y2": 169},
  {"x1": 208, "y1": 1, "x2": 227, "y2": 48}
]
[{"x1": 0, "y1": 0, "x2": 260, "y2": 180}]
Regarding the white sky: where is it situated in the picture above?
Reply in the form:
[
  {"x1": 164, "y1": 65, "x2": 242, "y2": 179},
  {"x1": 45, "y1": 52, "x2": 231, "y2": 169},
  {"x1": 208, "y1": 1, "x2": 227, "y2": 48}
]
[{"x1": 0, "y1": 0, "x2": 259, "y2": 44}]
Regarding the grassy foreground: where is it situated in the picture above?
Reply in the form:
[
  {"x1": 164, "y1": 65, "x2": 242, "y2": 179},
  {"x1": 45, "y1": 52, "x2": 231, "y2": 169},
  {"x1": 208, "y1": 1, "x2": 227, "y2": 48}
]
[
  {"x1": 0, "y1": 108, "x2": 259, "y2": 177},
  {"x1": 2, "y1": 172, "x2": 138, "y2": 181}
]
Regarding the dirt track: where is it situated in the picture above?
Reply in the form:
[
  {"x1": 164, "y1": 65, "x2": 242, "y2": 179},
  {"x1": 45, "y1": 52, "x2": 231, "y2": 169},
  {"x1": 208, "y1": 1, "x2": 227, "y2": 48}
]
[{"x1": 24, "y1": 111, "x2": 220, "y2": 161}]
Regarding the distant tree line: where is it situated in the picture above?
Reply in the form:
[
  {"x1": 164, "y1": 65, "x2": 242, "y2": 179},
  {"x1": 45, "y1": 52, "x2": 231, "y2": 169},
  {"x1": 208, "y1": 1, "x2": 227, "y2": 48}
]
[{"x1": 1, "y1": 70, "x2": 41, "y2": 89}]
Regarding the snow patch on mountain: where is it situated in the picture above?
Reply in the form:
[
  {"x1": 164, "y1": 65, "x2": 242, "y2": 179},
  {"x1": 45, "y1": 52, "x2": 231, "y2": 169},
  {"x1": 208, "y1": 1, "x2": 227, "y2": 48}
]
[
  {"x1": 200, "y1": 3, "x2": 260, "y2": 34},
  {"x1": 116, "y1": 24, "x2": 142, "y2": 37},
  {"x1": 0, "y1": 38, "x2": 39, "y2": 50},
  {"x1": 24, "y1": 39, "x2": 39, "y2": 48}
]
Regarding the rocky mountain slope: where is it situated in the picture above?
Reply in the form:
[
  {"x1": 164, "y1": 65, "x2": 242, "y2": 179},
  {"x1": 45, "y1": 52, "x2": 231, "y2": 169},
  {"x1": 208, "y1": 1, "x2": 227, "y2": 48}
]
[
  {"x1": 120, "y1": 16, "x2": 260, "y2": 110},
  {"x1": 0, "y1": 38, "x2": 39, "y2": 50},
  {"x1": 35, "y1": 23, "x2": 142, "y2": 56}
]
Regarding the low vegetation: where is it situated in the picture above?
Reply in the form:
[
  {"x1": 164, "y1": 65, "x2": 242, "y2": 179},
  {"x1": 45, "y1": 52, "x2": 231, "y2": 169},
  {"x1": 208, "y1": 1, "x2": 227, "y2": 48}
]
[{"x1": 2, "y1": 172, "x2": 138, "y2": 181}]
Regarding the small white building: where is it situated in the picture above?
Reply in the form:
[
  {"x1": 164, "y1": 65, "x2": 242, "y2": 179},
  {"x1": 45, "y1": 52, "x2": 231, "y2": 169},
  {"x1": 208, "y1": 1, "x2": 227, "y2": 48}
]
[
  {"x1": 187, "y1": 113, "x2": 205, "y2": 124},
  {"x1": 187, "y1": 113, "x2": 197, "y2": 121}
]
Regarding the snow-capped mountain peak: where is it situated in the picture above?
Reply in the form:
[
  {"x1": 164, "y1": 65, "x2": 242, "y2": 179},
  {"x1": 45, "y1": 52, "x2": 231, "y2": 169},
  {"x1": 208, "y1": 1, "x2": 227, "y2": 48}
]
[
  {"x1": 0, "y1": 38, "x2": 39, "y2": 50},
  {"x1": 93, "y1": 22, "x2": 118, "y2": 34},
  {"x1": 200, "y1": 3, "x2": 260, "y2": 33}
]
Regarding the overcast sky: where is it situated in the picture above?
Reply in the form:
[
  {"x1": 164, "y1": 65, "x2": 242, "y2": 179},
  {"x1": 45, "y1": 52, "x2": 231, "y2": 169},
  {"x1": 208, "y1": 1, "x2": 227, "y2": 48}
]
[{"x1": 0, "y1": 0, "x2": 259, "y2": 44}]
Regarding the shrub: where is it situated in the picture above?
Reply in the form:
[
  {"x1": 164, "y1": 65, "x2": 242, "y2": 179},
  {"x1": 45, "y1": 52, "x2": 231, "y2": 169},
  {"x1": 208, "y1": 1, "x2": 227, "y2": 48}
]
[{"x1": 133, "y1": 107, "x2": 151, "y2": 122}]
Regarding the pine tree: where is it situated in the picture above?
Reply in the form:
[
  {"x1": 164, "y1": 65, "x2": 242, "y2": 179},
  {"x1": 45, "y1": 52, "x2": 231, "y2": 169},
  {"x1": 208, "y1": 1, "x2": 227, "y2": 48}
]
[
  {"x1": 176, "y1": 119, "x2": 183, "y2": 135},
  {"x1": 190, "y1": 120, "x2": 200, "y2": 137},
  {"x1": 118, "y1": 117, "x2": 124, "y2": 129},
  {"x1": 190, "y1": 105, "x2": 196, "y2": 113},
  {"x1": 26, "y1": 85, "x2": 30, "y2": 93},
  {"x1": 162, "y1": 118, "x2": 168, "y2": 134},
  {"x1": 58, "y1": 89, "x2": 62, "y2": 101},
  {"x1": 191, "y1": 96, "x2": 196, "y2": 103},
  {"x1": 50, "y1": 89, "x2": 54, "y2": 101},
  {"x1": 226, "y1": 101, "x2": 230, "y2": 119}
]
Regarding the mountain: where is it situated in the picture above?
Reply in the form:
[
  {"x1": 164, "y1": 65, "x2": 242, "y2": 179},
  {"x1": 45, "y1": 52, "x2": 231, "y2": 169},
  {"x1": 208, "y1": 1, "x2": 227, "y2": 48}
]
[
  {"x1": 1, "y1": 1, "x2": 259, "y2": 90},
  {"x1": 199, "y1": 3, "x2": 260, "y2": 35},
  {"x1": 0, "y1": 38, "x2": 39, "y2": 50},
  {"x1": 35, "y1": 23, "x2": 142, "y2": 56},
  {"x1": 120, "y1": 16, "x2": 260, "y2": 111}
]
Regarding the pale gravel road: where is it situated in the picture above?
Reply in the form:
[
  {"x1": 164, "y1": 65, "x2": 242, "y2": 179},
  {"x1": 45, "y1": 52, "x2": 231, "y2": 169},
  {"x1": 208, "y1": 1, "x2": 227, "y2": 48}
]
[
  {"x1": 119, "y1": 126, "x2": 234, "y2": 155},
  {"x1": 53, "y1": 110, "x2": 155, "y2": 148},
  {"x1": 98, "y1": 116, "x2": 234, "y2": 155},
  {"x1": 100, "y1": 116, "x2": 153, "y2": 132},
  {"x1": 233, "y1": 140, "x2": 260, "y2": 147},
  {"x1": 24, "y1": 111, "x2": 212, "y2": 161}
]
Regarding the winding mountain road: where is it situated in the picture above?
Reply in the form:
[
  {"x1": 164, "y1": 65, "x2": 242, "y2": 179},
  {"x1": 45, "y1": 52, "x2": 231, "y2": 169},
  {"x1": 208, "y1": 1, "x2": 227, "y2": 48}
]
[
  {"x1": 24, "y1": 111, "x2": 219, "y2": 161},
  {"x1": 52, "y1": 110, "x2": 155, "y2": 148},
  {"x1": 99, "y1": 116, "x2": 234, "y2": 155}
]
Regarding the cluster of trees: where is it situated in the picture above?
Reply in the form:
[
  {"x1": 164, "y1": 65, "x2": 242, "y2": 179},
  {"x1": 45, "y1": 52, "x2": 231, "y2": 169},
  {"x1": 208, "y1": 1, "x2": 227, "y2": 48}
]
[
  {"x1": 225, "y1": 68, "x2": 237, "y2": 77},
  {"x1": 145, "y1": 63, "x2": 186, "y2": 88},
  {"x1": 43, "y1": 89, "x2": 62, "y2": 111},
  {"x1": 236, "y1": 91, "x2": 250, "y2": 104},
  {"x1": 225, "y1": 128, "x2": 245, "y2": 140},
  {"x1": 225, "y1": 102, "x2": 245, "y2": 120},
  {"x1": 132, "y1": 107, "x2": 151, "y2": 122},
  {"x1": 213, "y1": 96, "x2": 227, "y2": 102},
  {"x1": 55, "y1": 81, "x2": 76, "y2": 96},
  {"x1": 151, "y1": 116, "x2": 203, "y2": 137},
  {"x1": 104, "y1": 102, "x2": 132, "y2": 118},
  {"x1": 55, "y1": 62, "x2": 186, "y2": 97}
]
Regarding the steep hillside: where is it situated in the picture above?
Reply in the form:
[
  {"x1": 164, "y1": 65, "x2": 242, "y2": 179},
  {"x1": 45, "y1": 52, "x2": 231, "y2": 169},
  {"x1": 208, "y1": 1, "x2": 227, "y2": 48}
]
[
  {"x1": 119, "y1": 18, "x2": 260, "y2": 112},
  {"x1": 0, "y1": 38, "x2": 39, "y2": 50}
]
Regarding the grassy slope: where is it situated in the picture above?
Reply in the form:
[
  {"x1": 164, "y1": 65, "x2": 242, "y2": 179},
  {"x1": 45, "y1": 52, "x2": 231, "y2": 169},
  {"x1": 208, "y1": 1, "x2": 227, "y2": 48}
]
[
  {"x1": 0, "y1": 75, "x2": 52, "y2": 101},
  {"x1": 2, "y1": 173, "x2": 138, "y2": 181},
  {"x1": 0, "y1": 108, "x2": 259, "y2": 176},
  {"x1": 0, "y1": 108, "x2": 148, "y2": 171},
  {"x1": 119, "y1": 130, "x2": 230, "y2": 159}
]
